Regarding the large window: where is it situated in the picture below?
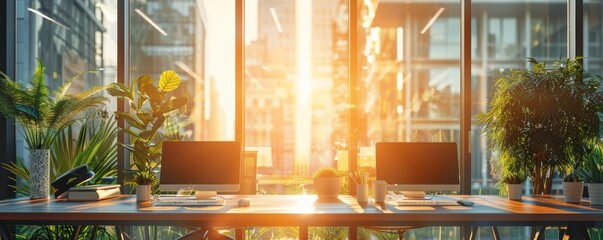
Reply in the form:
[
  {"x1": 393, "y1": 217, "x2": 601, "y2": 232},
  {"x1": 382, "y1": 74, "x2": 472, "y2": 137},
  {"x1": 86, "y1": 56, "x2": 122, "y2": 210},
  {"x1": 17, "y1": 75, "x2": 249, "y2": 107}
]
[
  {"x1": 244, "y1": 0, "x2": 350, "y2": 193},
  {"x1": 470, "y1": 1, "x2": 567, "y2": 194},
  {"x1": 356, "y1": 0, "x2": 461, "y2": 180},
  {"x1": 128, "y1": 0, "x2": 235, "y2": 141},
  {"x1": 15, "y1": 0, "x2": 118, "y2": 164}
]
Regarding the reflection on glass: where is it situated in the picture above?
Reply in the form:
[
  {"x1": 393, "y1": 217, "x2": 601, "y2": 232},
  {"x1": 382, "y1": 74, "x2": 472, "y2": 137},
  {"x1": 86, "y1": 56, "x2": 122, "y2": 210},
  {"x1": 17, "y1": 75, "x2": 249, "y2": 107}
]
[
  {"x1": 15, "y1": 0, "x2": 118, "y2": 164},
  {"x1": 244, "y1": 0, "x2": 349, "y2": 190},
  {"x1": 357, "y1": 1, "x2": 461, "y2": 172},
  {"x1": 585, "y1": 1, "x2": 603, "y2": 74},
  {"x1": 129, "y1": 0, "x2": 235, "y2": 141},
  {"x1": 471, "y1": 1, "x2": 566, "y2": 194}
]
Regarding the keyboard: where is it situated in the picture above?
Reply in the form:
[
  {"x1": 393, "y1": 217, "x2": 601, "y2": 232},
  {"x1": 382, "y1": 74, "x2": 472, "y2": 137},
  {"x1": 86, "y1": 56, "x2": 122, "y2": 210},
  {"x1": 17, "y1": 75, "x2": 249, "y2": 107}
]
[
  {"x1": 154, "y1": 199, "x2": 225, "y2": 207},
  {"x1": 397, "y1": 200, "x2": 459, "y2": 206}
]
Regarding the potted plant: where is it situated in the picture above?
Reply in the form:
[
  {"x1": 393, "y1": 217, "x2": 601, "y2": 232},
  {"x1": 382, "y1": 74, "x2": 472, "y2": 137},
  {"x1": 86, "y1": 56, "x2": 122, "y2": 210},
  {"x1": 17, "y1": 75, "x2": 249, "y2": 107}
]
[
  {"x1": 502, "y1": 172, "x2": 525, "y2": 200},
  {"x1": 106, "y1": 70, "x2": 188, "y2": 191},
  {"x1": 0, "y1": 59, "x2": 107, "y2": 199},
  {"x1": 313, "y1": 167, "x2": 344, "y2": 199},
  {"x1": 577, "y1": 144, "x2": 603, "y2": 205},
  {"x1": 133, "y1": 171, "x2": 156, "y2": 202},
  {"x1": 562, "y1": 171, "x2": 584, "y2": 203},
  {"x1": 476, "y1": 57, "x2": 603, "y2": 195}
]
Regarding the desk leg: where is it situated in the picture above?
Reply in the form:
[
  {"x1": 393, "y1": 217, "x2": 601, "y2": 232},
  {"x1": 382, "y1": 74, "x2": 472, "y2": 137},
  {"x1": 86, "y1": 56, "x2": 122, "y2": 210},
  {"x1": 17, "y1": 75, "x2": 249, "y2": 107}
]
[
  {"x1": 115, "y1": 226, "x2": 124, "y2": 240},
  {"x1": 563, "y1": 223, "x2": 591, "y2": 240},
  {"x1": 71, "y1": 225, "x2": 82, "y2": 240},
  {"x1": 468, "y1": 226, "x2": 477, "y2": 240},
  {"x1": 491, "y1": 226, "x2": 500, "y2": 240},
  {"x1": 348, "y1": 226, "x2": 357, "y2": 240},
  {"x1": 235, "y1": 228, "x2": 244, "y2": 240},
  {"x1": 532, "y1": 226, "x2": 546, "y2": 240},
  {"x1": 0, "y1": 225, "x2": 14, "y2": 240},
  {"x1": 299, "y1": 226, "x2": 308, "y2": 240}
]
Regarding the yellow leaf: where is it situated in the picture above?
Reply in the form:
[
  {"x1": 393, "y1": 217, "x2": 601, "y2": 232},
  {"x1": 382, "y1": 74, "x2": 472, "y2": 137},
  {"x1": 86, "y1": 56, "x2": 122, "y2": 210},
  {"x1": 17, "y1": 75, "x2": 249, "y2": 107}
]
[{"x1": 158, "y1": 70, "x2": 181, "y2": 92}]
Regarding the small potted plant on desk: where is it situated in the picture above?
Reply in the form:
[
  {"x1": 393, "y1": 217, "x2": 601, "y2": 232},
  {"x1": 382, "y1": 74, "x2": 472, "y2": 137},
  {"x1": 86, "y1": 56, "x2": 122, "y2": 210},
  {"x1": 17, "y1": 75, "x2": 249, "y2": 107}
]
[
  {"x1": 313, "y1": 167, "x2": 344, "y2": 199},
  {"x1": 133, "y1": 171, "x2": 156, "y2": 203},
  {"x1": 577, "y1": 144, "x2": 603, "y2": 205},
  {"x1": 502, "y1": 172, "x2": 525, "y2": 201},
  {"x1": 562, "y1": 171, "x2": 584, "y2": 203}
]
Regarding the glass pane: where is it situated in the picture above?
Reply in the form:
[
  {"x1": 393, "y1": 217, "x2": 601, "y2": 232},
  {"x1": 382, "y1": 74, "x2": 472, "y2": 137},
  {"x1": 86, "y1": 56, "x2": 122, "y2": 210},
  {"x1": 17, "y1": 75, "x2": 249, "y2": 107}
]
[
  {"x1": 129, "y1": 0, "x2": 235, "y2": 141},
  {"x1": 357, "y1": 1, "x2": 461, "y2": 179},
  {"x1": 585, "y1": 1, "x2": 603, "y2": 73},
  {"x1": 471, "y1": 1, "x2": 567, "y2": 197},
  {"x1": 15, "y1": 0, "x2": 118, "y2": 169},
  {"x1": 244, "y1": 0, "x2": 349, "y2": 194}
]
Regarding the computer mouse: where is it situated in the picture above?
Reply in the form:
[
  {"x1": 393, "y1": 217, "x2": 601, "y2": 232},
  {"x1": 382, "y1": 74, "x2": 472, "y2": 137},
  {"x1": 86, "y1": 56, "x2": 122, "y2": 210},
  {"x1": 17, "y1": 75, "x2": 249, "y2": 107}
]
[
  {"x1": 238, "y1": 198, "x2": 251, "y2": 207},
  {"x1": 457, "y1": 200, "x2": 474, "y2": 206}
]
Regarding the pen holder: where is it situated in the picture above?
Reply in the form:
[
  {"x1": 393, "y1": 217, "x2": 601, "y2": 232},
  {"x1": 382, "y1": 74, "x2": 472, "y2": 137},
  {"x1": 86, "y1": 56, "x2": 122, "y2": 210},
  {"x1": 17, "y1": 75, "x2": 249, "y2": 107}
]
[{"x1": 356, "y1": 184, "x2": 369, "y2": 203}]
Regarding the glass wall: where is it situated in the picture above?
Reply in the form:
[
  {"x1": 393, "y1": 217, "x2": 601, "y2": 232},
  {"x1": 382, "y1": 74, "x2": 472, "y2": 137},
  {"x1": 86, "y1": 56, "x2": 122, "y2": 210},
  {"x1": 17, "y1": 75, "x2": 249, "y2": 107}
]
[
  {"x1": 356, "y1": 0, "x2": 461, "y2": 176},
  {"x1": 15, "y1": 0, "x2": 118, "y2": 165},
  {"x1": 470, "y1": 0, "x2": 567, "y2": 194},
  {"x1": 129, "y1": 0, "x2": 235, "y2": 141},
  {"x1": 584, "y1": 0, "x2": 603, "y2": 73},
  {"x1": 244, "y1": 0, "x2": 349, "y2": 194}
]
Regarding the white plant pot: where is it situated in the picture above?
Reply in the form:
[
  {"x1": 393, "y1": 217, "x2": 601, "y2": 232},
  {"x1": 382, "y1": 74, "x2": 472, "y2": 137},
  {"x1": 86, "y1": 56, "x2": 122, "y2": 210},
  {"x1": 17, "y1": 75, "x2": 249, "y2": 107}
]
[
  {"x1": 29, "y1": 149, "x2": 50, "y2": 199},
  {"x1": 507, "y1": 184, "x2": 523, "y2": 200},
  {"x1": 313, "y1": 177, "x2": 343, "y2": 199},
  {"x1": 562, "y1": 181, "x2": 584, "y2": 203},
  {"x1": 588, "y1": 183, "x2": 603, "y2": 206},
  {"x1": 136, "y1": 185, "x2": 151, "y2": 202}
]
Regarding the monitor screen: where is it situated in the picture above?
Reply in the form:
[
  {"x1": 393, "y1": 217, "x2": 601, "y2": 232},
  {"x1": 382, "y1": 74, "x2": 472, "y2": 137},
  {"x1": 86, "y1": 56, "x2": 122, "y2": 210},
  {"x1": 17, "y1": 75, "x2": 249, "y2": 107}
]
[
  {"x1": 160, "y1": 141, "x2": 241, "y2": 192},
  {"x1": 375, "y1": 142, "x2": 460, "y2": 192}
]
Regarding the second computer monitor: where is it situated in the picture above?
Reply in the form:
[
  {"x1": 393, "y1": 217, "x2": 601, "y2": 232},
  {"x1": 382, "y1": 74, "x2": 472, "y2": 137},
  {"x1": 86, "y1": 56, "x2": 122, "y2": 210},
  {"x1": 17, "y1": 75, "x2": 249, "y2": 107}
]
[
  {"x1": 160, "y1": 141, "x2": 241, "y2": 192},
  {"x1": 375, "y1": 142, "x2": 460, "y2": 192}
]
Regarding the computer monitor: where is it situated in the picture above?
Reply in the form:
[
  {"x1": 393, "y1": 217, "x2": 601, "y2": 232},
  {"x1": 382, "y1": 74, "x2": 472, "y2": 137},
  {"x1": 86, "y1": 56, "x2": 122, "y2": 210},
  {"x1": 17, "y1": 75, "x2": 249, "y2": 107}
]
[
  {"x1": 160, "y1": 141, "x2": 241, "y2": 192},
  {"x1": 375, "y1": 142, "x2": 460, "y2": 192}
]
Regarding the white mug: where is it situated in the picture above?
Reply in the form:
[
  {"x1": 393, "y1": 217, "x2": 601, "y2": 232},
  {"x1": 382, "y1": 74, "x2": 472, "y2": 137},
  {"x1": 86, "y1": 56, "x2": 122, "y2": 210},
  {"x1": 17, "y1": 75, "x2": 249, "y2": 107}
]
[{"x1": 373, "y1": 180, "x2": 388, "y2": 202}]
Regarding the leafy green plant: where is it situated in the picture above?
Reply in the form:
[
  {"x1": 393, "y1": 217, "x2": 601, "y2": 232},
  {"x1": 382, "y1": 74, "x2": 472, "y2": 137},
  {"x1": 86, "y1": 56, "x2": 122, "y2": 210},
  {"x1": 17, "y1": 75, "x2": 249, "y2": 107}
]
[
  {"x1": 577, "y1": 144, "x2": 603, "y2": 183},
  {"x1": 0, "y1": 58, "x2": 108, "y2": 149},
  {"x1": 500, "y1": 173, "x2": 525, "y2": 184},
  {"x1": 475, "y1": 57, "x2": 603, "y2": 194},
  {"x1": 563, "y1": 171, "x2": 582, "y2": 182},
  {"x1": 313, "y1": 167, "x2": 344, "y2": 178},
  {"x1": 107, "y1": 70, "x2": 188, "y2": 187},
  {"x1": 309, "y1": 226, "x2": 348, "y2": 240},
  {"x1": 2, "y1": 110, "x2": 118, "y2": 195},
  {"x1": 132, "y1": 171, "x2": 157, "y2": 186}
]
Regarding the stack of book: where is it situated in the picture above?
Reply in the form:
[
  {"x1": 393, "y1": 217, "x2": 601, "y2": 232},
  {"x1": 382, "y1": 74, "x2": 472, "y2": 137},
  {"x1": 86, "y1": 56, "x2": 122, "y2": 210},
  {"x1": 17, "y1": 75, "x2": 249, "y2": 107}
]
[{"x1": 68, "y1": 184, "x2": 121, "y2": 201}]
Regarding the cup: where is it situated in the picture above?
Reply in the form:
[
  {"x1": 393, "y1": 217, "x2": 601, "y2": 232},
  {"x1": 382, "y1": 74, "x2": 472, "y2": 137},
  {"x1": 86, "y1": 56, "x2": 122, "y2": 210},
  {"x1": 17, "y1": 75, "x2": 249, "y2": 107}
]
[
  {"x1": 356, "y1": 184, "x2": 369, "y2": 203},
  {"x1": 373, "y1": 180, "x2": 387, "y2": 202}
]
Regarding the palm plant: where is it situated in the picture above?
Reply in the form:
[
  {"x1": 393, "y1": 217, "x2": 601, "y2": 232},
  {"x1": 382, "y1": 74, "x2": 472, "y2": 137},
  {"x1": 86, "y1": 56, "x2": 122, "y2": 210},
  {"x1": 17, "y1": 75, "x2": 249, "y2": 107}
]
[
  {"x1": 476, "y1": 57, "x2": 603, "y2": 195},
  {"x1": 0, "y1": 59, "x2": 108, "y2": 149},
  {"x1": 2, "y1": 110, "x2": 118, "y2": 195}
]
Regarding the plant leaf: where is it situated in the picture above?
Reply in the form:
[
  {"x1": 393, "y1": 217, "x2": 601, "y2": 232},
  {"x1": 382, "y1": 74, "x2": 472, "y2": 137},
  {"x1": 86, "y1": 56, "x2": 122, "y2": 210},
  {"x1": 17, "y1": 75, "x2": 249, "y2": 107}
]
[{"x1": 158, "y1": 70, "x2": 181, "y2": 92}]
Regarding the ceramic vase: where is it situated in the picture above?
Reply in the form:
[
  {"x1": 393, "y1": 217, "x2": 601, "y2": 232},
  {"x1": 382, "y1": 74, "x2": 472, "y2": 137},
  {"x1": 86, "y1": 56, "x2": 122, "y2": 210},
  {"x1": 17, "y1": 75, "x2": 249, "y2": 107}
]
[
  {"x1": 588, "y1": 183, "x2": 603, "y2": 205},
  {"x1": 507, "y1": 184, "x2": 522, "y2": 200},
  {"x1": 136, "y1": 185, "x2": 151, "y2": 202},
  {"x1": 29, "y1": 149, "x2": 50, "y2": 199},
  {"x1": 562, "y1": 181, "x2": 584, "y2": 203},
  {"x1": 313, "y1": 177, "x2": 342, "y2": 199}
]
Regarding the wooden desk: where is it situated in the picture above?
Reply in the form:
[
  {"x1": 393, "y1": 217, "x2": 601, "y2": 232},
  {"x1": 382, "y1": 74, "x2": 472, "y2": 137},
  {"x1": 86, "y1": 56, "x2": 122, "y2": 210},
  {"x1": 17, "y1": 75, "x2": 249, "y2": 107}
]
[{"x1": 1, "y1": 195, "x2": 602, "y2": 240}]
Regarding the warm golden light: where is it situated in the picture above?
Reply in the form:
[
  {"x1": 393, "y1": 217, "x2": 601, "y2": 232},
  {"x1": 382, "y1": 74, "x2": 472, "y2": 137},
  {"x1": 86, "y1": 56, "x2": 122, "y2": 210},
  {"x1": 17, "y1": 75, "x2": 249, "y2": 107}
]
[
  {"x1": 421, "y1": 8, "x2": 445, "y2": 34},
  {"x1": 396, "y1": 27, "x2": 403, "y2": 61},
  {"x1": 269, "y1": 8, "x2": 283, "y2": 33},
  {"x1": 135, "y1": 8, "x2": 167, "y2": 36},
  {"x1": 294, "y1": 0, "x2": 312, "y2": 175}
]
